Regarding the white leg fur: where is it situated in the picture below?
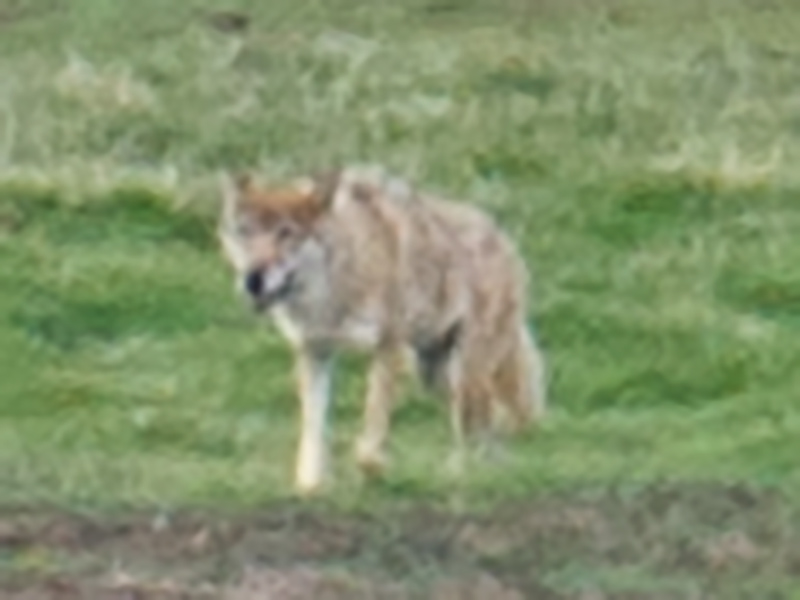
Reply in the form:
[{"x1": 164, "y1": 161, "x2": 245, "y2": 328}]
[{"x1": 294, "y1": 350, "x2": 333, "y2": 495}]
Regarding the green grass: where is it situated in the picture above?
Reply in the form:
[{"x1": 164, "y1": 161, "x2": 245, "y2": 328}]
[{"x1": 2, "y1": 0, "x2": 800, "y2": 511}]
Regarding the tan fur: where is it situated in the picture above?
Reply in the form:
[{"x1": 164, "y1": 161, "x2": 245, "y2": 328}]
[{"x1": 218, "y1": 165, "x2": 546, "y2": 495}]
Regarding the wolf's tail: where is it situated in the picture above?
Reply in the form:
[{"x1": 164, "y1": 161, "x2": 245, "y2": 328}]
[{"x1": 490, "y1": 323, "x2": 546, "y2": 432}]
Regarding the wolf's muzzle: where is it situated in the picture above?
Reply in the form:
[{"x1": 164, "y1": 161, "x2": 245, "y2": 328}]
[
  {"x1": 243, "y1": 267, "x2": 297, "y2": 310},
  {"x1": 244, "y1": 270, "x2": 264, "y2": 297}
]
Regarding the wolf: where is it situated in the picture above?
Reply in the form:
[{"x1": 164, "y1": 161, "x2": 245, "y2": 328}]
[{"x1": 218, "y1": 165, "x2": 546, "y2": 495}]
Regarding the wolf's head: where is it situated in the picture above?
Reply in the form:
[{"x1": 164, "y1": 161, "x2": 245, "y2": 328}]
[{"x1": 218, "y1": 171, "x2": 339, "y2": 311}]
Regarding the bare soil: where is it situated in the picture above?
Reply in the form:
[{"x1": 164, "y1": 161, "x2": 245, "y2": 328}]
[{"x1": 1, "y1": 484, "x2": 798, "y2": 599}]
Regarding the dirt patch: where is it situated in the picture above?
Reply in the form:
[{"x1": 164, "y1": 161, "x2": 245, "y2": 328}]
[{"x1": 1, "y1": 484, "x2": 798, "y2": 599}]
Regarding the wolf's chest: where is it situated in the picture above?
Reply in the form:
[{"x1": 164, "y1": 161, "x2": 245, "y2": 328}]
[
  {"x1": 270, "y1": 305, "x2": 306, "y2": 347},
  {"x1": 270, "y1": 304, "x2": 382, "y2": 351}
]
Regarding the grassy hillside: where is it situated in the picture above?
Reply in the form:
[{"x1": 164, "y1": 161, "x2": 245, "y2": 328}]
[
  {"x1": 5, "y1": 1, "x2": 800, "y2": 596},
  {"x1": 1, "y1": 0, "x2": 800, "y2": 512}
]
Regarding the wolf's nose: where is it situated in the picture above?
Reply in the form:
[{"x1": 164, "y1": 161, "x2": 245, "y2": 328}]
[{"x1": 244, "y1": 270, "x2": 263, "y2": 296}]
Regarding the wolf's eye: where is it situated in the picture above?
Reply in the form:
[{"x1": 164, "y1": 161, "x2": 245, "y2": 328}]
[{"x1": 275, "y1": 223, "x2": 295, "y2": 241}]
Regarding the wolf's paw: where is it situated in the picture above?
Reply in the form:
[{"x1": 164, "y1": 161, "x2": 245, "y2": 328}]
[
  {"x1": 354, "y1": 438, "x2": 389, "y2": 479},
  {"x1": 294, "y1": 481, "x2": 323, "y2": 497},
  {"x1": 294, "y1": 457, "x2": 328, "y2": 497},
  {"x1": 294, "y1": 472, "x2": 332, "y2": 497}
]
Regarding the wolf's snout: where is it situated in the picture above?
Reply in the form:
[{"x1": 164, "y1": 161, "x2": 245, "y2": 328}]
[
  {"x1": 244, "y1": 270, "x2": 263, "y2": 297},
  {"x1": 242, "y1": 264, "x2": 297, "y2": 308}
]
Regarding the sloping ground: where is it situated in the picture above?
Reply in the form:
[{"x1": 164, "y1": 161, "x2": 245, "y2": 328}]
[{"x1": 2, "y1": 484, "x2": 798, "y2": 599}]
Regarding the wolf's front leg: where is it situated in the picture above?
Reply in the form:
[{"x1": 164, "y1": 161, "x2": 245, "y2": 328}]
[
  {"x1": 355, "y1": 347, "x2": 403, "y2": 478},
  {"x1": 294, "y1": 348, "x2": 333, "y2": 495}
]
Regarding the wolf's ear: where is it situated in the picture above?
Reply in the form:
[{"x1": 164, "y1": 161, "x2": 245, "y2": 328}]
[{"x1": 309, "y1": 169, "x2": 341, "y2": 210}]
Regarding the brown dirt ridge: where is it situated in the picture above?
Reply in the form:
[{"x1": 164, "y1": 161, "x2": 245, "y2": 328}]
[{"x1": 1, "y1": 484, "x2": 798, "y2": 599}]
